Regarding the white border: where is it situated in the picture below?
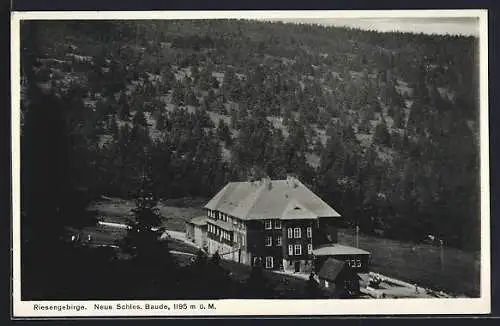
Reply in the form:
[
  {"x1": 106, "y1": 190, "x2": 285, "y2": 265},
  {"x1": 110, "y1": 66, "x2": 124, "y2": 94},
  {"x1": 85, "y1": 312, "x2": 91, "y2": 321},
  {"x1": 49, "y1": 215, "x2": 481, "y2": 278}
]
[{"x1": 11, "y1": 10, "x2": 490, "y2": 317}]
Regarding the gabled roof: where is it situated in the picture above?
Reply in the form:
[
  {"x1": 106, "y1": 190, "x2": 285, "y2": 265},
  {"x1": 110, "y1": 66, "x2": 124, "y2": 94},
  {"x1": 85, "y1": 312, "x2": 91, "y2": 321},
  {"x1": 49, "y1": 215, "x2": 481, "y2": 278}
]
[
  {"x1": 318, "y1": 258, "x2": 347, "y2": 282},
  {"x1": 187, "y1": 216, "x2": 209, "y2": 226},
  {"x1": 204, "y1": 177, "x2": 340, "y2": 220},
  {"x1": 313, "y1": 244, "x2": 371, "y2": 256}
]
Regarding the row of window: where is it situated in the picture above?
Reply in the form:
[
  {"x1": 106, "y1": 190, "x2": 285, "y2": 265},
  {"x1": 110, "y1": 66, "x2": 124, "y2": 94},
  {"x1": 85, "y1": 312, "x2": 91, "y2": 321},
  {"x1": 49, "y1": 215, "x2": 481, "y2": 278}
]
[
  {"x1": 207, "y1": 224, "x2": 232, "y2": 241},
  {"x1": 287, "y1": 244, "x2": 313, "y2": 256},
  {"x1": 208, "y1": 210, "x2": 246, "y2": 231},
  {"x1": 234, "y1": 232, "x2": 246, "y2": 247},
  {"x1": 287, "y1": 227, "x2": 312, "y2": 239},
  {"x1": 264, "y1": 219, "x2": 281, "y2": 230},
  {"x1": 254, "y1": 256, "x2": 275, "y2": 269},
  {"x1": 346, "y1": 259, "x2": 363, "y2": 268},
  {"x1": 265, "y1": 235, "x2": 282, "y2": 247}
]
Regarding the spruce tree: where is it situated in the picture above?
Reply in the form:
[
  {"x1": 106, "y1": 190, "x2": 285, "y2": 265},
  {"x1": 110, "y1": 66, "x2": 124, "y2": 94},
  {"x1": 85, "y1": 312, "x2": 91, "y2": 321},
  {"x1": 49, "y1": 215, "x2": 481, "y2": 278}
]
[
  {"x1": 373, "y1": 120, "x2": 391, "y2": 146},
  {"x1": 121, "y1": 169, "x2": 164, "y2": 262}
]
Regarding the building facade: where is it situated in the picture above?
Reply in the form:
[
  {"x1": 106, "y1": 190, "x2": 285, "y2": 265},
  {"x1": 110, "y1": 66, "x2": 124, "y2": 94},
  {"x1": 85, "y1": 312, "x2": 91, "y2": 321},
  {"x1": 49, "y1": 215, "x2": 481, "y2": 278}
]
[{"x1": 203, "y1": 176, "x2": 342, "y2": 273}]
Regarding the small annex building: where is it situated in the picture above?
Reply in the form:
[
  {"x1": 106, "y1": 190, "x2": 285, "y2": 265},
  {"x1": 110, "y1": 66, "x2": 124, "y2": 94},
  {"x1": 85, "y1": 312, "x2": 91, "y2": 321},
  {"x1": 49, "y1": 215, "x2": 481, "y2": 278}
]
[
  {"x1": 185, "y1": 216, "x2": 209, "y2": 249},
  {"x1": 313, "y1": 244, "x2": 371, "y2": 273},
  {"x1": 317, "y1": 257, "x2": 361, "y2": 298}
]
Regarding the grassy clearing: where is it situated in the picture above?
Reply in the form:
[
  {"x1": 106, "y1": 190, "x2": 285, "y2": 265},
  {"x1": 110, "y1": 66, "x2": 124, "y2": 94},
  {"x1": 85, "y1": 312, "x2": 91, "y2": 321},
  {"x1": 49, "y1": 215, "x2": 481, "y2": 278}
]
[
  {"x1": 90, "y1": 197, "x2": 206, "y2": 232},
  {"x1": 338, "y1": 228, "x2": 480, "y2": 297}
]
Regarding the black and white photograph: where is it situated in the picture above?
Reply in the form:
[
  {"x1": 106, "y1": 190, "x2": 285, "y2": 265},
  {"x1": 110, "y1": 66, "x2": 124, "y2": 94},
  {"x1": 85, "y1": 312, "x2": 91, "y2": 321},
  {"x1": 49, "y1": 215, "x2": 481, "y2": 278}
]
[{"x1": 11, "y1": 10, "x2": 490, "y2": 317}]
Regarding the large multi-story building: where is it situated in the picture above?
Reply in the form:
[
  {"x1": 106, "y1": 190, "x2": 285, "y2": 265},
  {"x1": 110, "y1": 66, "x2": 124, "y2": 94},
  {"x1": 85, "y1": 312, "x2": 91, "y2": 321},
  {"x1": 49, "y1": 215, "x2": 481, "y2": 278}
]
[{"x1": 204, "y1": 176, "x2": 342, "y2": 273}]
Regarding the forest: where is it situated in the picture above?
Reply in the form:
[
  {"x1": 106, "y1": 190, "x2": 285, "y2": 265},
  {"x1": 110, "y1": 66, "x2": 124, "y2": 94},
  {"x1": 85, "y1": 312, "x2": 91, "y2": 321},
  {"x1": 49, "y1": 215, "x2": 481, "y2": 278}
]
[{"x1": 20, "y1": 19, "x2": 480, "y2": 263}]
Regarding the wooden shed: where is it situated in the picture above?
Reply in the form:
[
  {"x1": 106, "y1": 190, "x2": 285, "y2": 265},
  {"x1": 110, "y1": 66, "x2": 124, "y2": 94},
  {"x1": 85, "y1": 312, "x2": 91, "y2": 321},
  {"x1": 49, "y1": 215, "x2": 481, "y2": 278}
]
[{"x1": 317, "y1": 257, "x2": 361, "y2": 298}]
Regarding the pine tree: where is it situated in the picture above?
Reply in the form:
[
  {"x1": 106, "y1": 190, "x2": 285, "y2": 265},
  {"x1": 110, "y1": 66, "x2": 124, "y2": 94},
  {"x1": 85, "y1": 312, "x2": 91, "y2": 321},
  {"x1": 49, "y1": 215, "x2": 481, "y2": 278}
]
[
  {"x1": 172, "y1": 81, "x2": 185, "y2": 106},
  {"x1": 217, "y1": 119, "x2": 232, "y2": 145},
  {"x1": 373, "y1": 120, "x2": 391, "y2": 146},
  {"x1": 122, "y1": 183, "x2": 163, "y2": 259}
]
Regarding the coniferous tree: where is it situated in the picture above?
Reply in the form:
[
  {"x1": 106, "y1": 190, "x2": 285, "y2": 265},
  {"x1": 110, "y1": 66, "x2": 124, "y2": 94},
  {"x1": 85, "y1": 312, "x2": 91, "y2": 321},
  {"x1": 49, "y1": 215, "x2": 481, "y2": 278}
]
[
  {"x1": 373, "y1": 120, "x2": 391, "y2": 146},
  {"x1": 217, "y1": 119, "x2": 232, "y2": 145}
]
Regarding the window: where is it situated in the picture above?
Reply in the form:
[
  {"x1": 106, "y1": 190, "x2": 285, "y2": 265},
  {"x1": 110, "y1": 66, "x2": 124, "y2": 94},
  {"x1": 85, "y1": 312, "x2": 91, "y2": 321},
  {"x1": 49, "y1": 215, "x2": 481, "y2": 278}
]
[
  {"x1": 307, "y1": 244, "x2": 313, "y2": 254},
  {"x1": 347, "y1": 259, "x2": 362, "y2": 268},
  {"x1": 288, "y1": 245, "x2": 294, "y2": 256},
  {"x1": 287, "y1": 228, "x2": 293, "y2": 239},
  {"x1": 294, "y1": 227, "x2": 301, "y2": 238},
  {"x1": 265, "y1": 236, "x2": 272, "y2": 247},
  {"x1": 307, "y1": 227, "x2": 312, "y2": 238},
  {"x1": 276, "y1": 235, "x2": 282, "y2": 246},
  {"x1": 325, "y1": 280, "x2": 329, "y2": 288},
  {"x1": 294, "y1": 244, "x2": 302, "y2": 255},
  {"x1": 265, "y1": 220, "x2": 272, "y2": 230},
  {"x1": 275, "y1": 220, "x2": 281, "y2": 229},
  {"x1": 265, "y1": 256, "x2": 274, "y2": 269}
]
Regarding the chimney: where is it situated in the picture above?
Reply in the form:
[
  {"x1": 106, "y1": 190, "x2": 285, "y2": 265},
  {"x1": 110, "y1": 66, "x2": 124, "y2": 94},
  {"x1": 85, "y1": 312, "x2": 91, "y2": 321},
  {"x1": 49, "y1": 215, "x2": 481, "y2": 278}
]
[
  {"x1": 286, "y1": 174, "x2": 299, "y2": 188},
  {"x1": 261, "y1": 176, "x2": 271, "y2": 188}
]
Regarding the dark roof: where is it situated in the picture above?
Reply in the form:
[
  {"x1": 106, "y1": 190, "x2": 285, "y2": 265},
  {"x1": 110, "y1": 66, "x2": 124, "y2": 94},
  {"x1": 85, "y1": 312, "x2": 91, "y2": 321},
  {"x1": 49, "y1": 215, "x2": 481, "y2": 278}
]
[
  {"x1": 204, "y1": 177, "x2": 340, "y2": 220},
  {"x1": 317, "y1": 258, "x2": 347, "y2": 282},
  {"x1": 187, "y1": 216, "x2": 209, "y2": 226}
]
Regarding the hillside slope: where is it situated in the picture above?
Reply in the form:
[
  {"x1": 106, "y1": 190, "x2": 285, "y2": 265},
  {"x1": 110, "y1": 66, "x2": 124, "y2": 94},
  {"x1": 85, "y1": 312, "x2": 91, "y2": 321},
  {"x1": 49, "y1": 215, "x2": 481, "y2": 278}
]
[{"x1": 20, "y1": 20, "x2": 480, "y2": 251}]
